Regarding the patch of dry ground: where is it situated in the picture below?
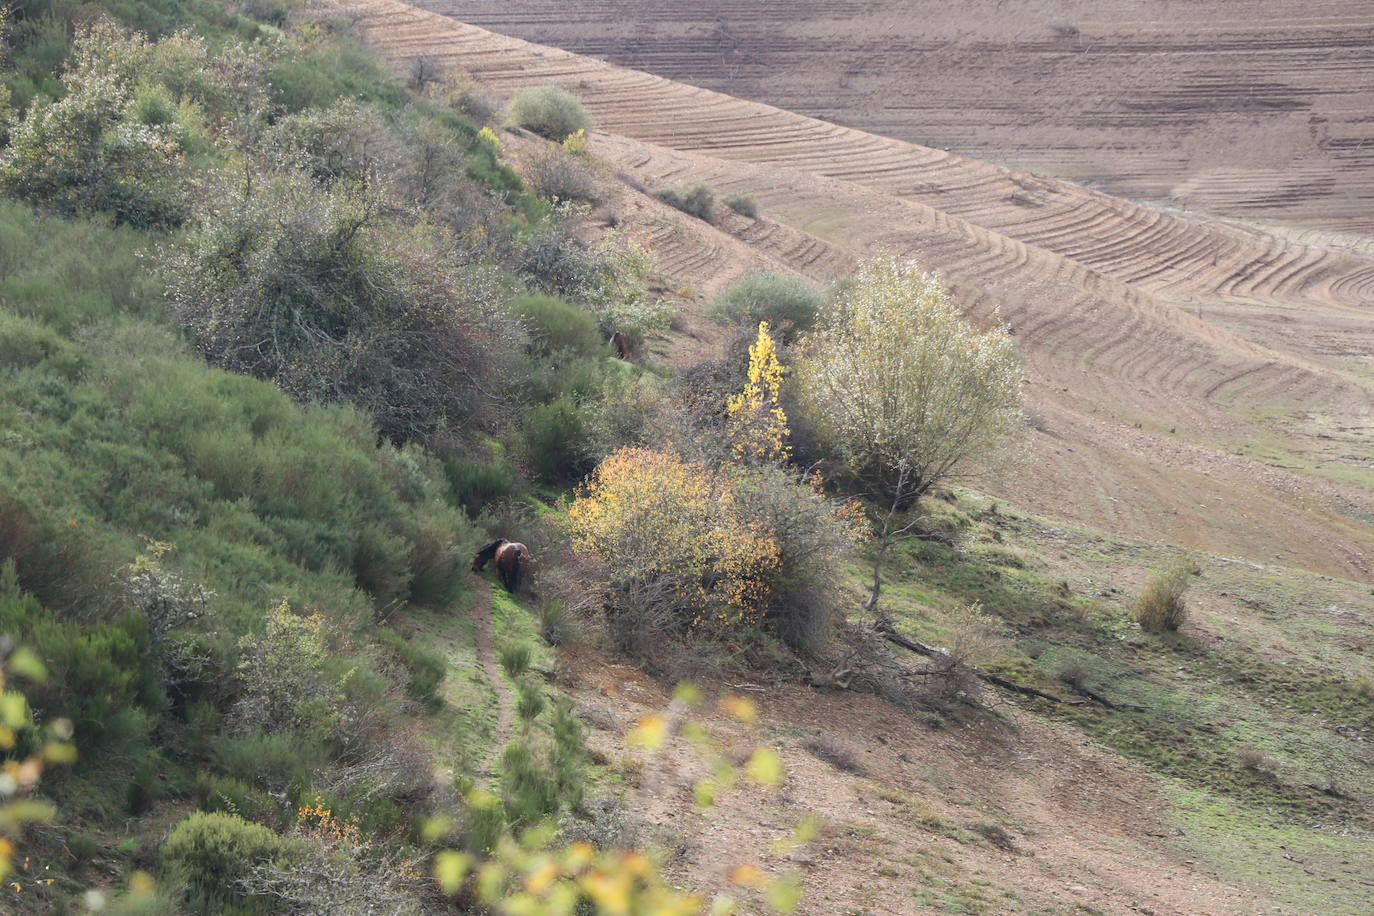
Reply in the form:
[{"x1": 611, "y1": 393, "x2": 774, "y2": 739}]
[
  {"x1": 417, "y1": 0, "x2": 1374, "y2": 235},
  {"x1": 565, "y1": 648, "x2": 1266, "y2": 914}
]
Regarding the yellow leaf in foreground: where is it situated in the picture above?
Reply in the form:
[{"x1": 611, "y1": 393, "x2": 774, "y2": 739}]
[
  {"x1": 628, "y1": 714, "x2": 668, "y2": 751},
  {"x1": 766, "y1": 872, "x2": 803, "y2": 914},
  {"x1": 744, "y1": 748, "x2": 784, "y2": 787},
  {"x1": 727, "y1": 864, "x2": 765, "y2": 886},
  {"x1": 433, "y1": 850, "x2": 472, "y2": 895},
  {"x1": 719, "y1": 695, "x2": 757, "y2": 724}
]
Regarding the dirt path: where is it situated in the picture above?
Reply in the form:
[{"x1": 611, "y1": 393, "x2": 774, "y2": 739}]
[{"x1": 470, "y1": 579, "x2": 515, "y2": 781}]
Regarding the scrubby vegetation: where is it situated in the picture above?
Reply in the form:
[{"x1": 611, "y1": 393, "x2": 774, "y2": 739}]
[
  {"x1": 709, "y1": 271, "x2": 824, "y2": 337},
  {"x1": 723, "y1": 191, "x2": 758, "y2": 218},
  {"x1": 1135, "y1": 560, "x2": 1195, "y2": 633},
  {"x1": 519, "y1": 141, "x2": 601, "y2": 203},
  {"x1": 655, "y1": 181, "x2": 716, "y2": 222},
  {"x1": 4, "y1": 0, "x2": 1365, "y2": 912},
  {"x1": 508, "y1": 83, "x2": 594, "y2": 141}
]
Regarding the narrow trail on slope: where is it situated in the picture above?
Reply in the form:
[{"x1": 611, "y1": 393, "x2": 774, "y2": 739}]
[{"x1": 470, "y1": 578, "x2": 515, "y2": 781}]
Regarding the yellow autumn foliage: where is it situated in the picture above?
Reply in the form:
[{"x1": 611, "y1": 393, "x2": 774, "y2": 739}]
[
  {"x1": 567, "y1": 448, "x2": 779, "y2": 629},
  {"x1": 726, "y1": 322, "x2": 790, "y2": 463}
]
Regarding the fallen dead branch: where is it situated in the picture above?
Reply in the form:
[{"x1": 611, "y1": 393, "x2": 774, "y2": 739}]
[{"x1": 875, "y1": 624, "x2": 1143, "y2": 712}]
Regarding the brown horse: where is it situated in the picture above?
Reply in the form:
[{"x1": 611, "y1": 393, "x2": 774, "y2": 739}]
[
  {"x1": 609, "y1": 331, "x2": 629, "y2": 360},
  {"x1": 472, "y1": 538, "x2": 530, "y2": 593}
]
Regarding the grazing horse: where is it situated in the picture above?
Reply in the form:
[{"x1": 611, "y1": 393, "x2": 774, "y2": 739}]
[
  {"x1": 609, "y1": 331, "x2": 629, "y2": 360},
  {"x1": 472, "y1": 538, "x2": 530, "y2": 593}
]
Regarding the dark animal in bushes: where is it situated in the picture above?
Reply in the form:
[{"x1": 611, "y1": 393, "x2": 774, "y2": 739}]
[
  {"x1": 473, "y1": 539, "x2": 531, "y2": 592},
  {"x1": 609, "y1": 331, "x2": 629, "y2": 360}
]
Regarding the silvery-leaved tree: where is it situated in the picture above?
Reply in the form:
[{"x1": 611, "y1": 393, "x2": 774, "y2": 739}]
[{"x1": 793, "y1": 257, "x2": 1023, "y2": 614}]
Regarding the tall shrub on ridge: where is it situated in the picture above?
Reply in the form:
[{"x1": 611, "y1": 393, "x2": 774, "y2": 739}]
[{"x1": 793, "y1": 257, "x2": 1022, "y2": 612}]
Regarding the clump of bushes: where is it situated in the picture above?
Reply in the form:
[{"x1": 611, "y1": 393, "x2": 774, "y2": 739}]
[
  {"x1": 0, "y1": 20, "x2": 239, "y2": 229},
  {"x1": 508, "y1": 83, "x2": 593, "y2": 141},
  {"x1": 229, "y1": 601, "x2": 345, "y2": 740},
  {"x1": 0, "y1": 563, "x2": 163, "y2": 795},
  {"x1": 567, "y1": 449, "x2": 863, "y2": 658},
  {"x1": 376, "y1": 627, "x2": 446, "y2": 707},
  {"x1": 160, "y1": 169, "x2": 520, "y2": 443},
  {"x1": 510, "y1": 294, "x2": 604, "y2": 359},
  {"x1": 655, "y1": 182, "x2": 715, "y2": 222},
  {"x1": 723, "y1": 192, "x2": 757, "y2": 218},
  {"x1": 161, "y1": 811, "x2": 285, "y2": 908},
  {"x1": 444, "y1": 458, "x2": 518, "y2": 516},
  {"x1": 522, "y1": 393, "x2": 593, "y2": 484},
  {"x1": 519, "y1": 220, "x2": 666, "y2": 349},
  {"x1": 193, "y1": 773, "x2": 284, "y2": 827},
  {"x1": 1134, "y1": 561, "x2": 1195, "y2": 633},
  {"x1": 709, "y1": 271, "x2": 825, "y2": 336},
  {"x1": 520, "y1": 143, "x2": 600, "y2": 204}
]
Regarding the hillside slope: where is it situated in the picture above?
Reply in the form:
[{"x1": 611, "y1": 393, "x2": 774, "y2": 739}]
[
  {"x1": 335, "y1": 0, "x2": 1374, "y2": 585},
  {"x1": 416, "y1": 0, "x2": 1374, "y2": 234}
]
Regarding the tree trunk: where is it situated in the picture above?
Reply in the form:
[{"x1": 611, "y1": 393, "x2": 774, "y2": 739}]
[{"x1": 864, "y1": 540, "x2": 886, "y2": 612}]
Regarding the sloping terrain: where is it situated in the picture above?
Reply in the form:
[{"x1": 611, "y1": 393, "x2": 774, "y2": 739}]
[
  {"x1": 336, "y1": 0, "x2": 1374, "y2": 586},
  {"x1": 418, "y1": 0, "x2": 1374, "y2": 235},
  {"x1": 324, "y1": 3, "x2": 1374, "y2": 911}
]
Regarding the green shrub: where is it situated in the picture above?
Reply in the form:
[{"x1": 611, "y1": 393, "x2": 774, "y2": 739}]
[
  {"x1": 655, "y1": 182, "x2": 715, "y2": 222},
  {"x1": 160, "y1": 168, "x2": 520, "y2": 442},
  {"x1": 69, "y1": 831, "x2": 102, "y2": 864},
  {"x1": 351, "y1": 522, "x2": 414, "y2": 609},
  {"x1": 498, "y1": 642, "x2": 532, "y2": 680},
  {"x1": 464, "y1": 790, "x2": 506, "y2": 855},
  {"x1": 127, "y1": 754, "x2": 161, "y2": 814},
  {"x1": 376, "y1": 627, "x2": 446, "y2": 707},
  {"x1": 161, "y1": 811, "x2": 285, "y2": 906},
  {"x1": 723, "y1": 192, "x2": 757, "y2": 218},
  {"x1": 1135, "y1": 562, "x2": 1195, "y2": 633},
  {"x1": 230, "y1": 600, "x2": 345, "y2": 739},
  {"x1": 510, "y1": 294, "x2": 604, "y2": 359},
  {"x1": 0, "y1": 562, "x2": 163, "y2": 778},
  {"x1": 508, "y1": 84, "x2": 593, "y2": 141},
  {"x1": 0, "y1": 200, "x2": 160, "y2": 333},
  {"x1": 215, "y1": 731, "x2": 328, "y2": 800},
  {"x1": 538, "y1": 599, "x2": 578, "y2": 647},
  {"x1": 194, "y1": 773, "x2": 283, "y2": 827},
  {"x1": 499, "y1": 741, "x2": 558, "y2": 828},
  {"x1": 0, "y1": 312, "x2": 88, "y2": 379},
  {"x1": 709, "y1": 271, "x2": 824, "y2": 335},
  {"x1": 516, "y1": 681, "x2": 546, "y2": 724},
  {"x1": 522, "y1": 393, "x2": 591, "y2": 483},
  {"x1": 444, "y1": 459, "x2": 517, "y2": 516},
  {"x1": 404, "y1": 517, "x2": 467, "y2": 607}
]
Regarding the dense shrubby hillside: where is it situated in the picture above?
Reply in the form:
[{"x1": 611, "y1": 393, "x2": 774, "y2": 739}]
[{"x1": 0, "y1": 0, "x2": 681, "y2": 909}]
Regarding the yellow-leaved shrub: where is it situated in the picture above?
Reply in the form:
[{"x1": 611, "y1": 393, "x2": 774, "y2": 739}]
[{"x1": 567, "y1": 448, "x2": 779, "y2": 640}]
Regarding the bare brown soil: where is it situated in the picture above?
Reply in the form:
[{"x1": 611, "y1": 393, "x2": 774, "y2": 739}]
[
  {"x1": 565, "y1": 647, "x2": 1265, "y2": 915},
  {"x1": 417, "y1": 0, "x2": 1374, "y2": 235}
]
